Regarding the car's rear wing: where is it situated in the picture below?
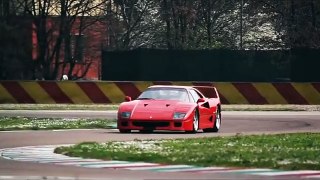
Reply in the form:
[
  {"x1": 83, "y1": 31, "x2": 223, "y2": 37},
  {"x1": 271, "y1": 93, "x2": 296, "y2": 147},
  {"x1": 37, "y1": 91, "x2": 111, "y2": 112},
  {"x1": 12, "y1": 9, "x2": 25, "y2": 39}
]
[{"x1": 193, "y1": 86, "x2": 220, "y2": 99}]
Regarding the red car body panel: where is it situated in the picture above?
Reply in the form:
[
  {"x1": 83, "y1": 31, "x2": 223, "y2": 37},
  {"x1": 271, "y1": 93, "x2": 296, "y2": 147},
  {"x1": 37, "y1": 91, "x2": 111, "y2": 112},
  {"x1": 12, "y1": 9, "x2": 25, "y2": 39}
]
[{"x1": 117, "y1": 85, "x2": 221, "y2": 132}]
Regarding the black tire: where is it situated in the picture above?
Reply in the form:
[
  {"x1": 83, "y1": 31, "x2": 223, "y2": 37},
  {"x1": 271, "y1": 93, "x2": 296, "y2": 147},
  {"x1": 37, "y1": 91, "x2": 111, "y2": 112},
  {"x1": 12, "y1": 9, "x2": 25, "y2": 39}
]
[
  {"x1": 212, "y1": 108, "x2": 221, "y2": 132},
  {"x1": 186, "y1": 109, "x2": 199, "y2": 133},
  {"x1": 119, "y1": 129, "x2": 131, "y2": 133},
  {"x1": 203, "y1": 107, "x2": 221, "y2": 133}
]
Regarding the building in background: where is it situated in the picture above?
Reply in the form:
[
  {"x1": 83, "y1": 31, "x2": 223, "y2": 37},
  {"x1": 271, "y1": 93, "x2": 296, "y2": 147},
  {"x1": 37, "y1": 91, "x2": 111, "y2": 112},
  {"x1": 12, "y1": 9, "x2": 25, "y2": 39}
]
[{"x1": 0, "y1": 0, "x2": 110, "y2": 80}]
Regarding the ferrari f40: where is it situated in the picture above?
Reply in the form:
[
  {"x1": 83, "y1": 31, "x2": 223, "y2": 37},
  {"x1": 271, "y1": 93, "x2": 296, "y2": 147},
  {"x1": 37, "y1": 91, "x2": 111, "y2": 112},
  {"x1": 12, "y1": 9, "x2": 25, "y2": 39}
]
[{"x1": 117, "y1": 85, "x2": 221, "y2": 133}]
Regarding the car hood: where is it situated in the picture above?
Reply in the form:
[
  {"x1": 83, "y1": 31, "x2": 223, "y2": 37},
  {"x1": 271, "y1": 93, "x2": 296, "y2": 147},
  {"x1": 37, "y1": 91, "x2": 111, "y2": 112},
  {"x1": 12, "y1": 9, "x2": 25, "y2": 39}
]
[{"x1": 120, "y1": 100, "x2": 194, "y2": 120}]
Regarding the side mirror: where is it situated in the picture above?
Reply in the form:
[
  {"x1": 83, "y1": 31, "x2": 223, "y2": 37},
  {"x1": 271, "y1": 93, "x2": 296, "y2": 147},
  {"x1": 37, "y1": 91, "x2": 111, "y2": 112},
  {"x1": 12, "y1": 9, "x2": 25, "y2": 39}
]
[
  {"x1": 197, "y1": 98, "x2": 205, "y2": 103},
  {"x1": 124, "y1": 96, "x2": 132, "y2": 102}
]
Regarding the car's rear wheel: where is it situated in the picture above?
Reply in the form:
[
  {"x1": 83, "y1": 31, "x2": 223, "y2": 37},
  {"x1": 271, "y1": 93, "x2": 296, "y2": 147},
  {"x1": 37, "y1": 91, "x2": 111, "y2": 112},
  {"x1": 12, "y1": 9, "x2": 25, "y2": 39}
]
[
  {"x1": 119, "y1": 129, "x2": 131, "y2": 133},
  {"x1": 203, "y1": 107, "x2": 221, "y2": 132},
  {"x1": 186, "y1": 109, "x2": 199, "y2": 133},
  {"x1": 212, "y1": 108, "x2": 221, "y2": 132}
]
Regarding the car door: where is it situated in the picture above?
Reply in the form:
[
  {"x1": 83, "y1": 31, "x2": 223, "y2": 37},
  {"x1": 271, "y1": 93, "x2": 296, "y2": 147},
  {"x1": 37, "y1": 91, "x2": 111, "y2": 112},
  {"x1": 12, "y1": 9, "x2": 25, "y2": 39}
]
[{"x1": 189, "y1": 89, "x2": 212, "y2": 128}]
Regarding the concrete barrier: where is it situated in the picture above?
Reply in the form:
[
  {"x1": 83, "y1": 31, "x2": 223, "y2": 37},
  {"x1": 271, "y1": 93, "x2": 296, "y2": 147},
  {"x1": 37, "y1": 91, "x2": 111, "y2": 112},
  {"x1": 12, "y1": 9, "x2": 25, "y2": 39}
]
[{"x1": 0, "y1": 81, "x2": 319, "y2": 104}]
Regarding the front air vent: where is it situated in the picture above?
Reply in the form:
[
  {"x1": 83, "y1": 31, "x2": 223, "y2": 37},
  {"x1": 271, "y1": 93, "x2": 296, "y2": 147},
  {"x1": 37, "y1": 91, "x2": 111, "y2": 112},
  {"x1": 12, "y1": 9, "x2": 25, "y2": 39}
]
[
  {"x1": 133, "y1": 121, "x2": 169, "y2": 128},
  {"x1": 121, "y1": 122, "x2": 128, "y2": 126},
  {"x1": 174, "y1": 122, "x2": 182, "y2": 127}
]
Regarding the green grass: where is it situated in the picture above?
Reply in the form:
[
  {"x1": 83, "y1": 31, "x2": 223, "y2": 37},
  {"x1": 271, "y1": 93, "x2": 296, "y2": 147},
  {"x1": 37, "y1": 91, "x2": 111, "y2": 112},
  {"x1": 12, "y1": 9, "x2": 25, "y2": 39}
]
[
  {"x1": 55, "y1": 133, "x2": 320, "y2": 170},
  {"x1": 0, "y1": 117, "x2": 116, "y2": 131}
]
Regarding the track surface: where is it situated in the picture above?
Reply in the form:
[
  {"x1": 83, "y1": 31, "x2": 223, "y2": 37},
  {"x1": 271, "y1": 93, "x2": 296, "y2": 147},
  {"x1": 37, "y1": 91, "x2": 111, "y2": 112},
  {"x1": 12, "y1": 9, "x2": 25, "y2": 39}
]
[{"x1": 0, "y1": 111, "x2": 320, "y2": 179}]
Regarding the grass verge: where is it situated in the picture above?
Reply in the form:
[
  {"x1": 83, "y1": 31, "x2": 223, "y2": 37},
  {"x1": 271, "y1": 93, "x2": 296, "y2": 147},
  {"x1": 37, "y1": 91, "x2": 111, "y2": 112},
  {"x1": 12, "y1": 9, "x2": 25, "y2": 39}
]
[
  {"x1": 55, "y1": 133, "x2": 320, "y2": 170},
  {"x1": 0, "y1": 117, "x2": 116, "y2": 131}
]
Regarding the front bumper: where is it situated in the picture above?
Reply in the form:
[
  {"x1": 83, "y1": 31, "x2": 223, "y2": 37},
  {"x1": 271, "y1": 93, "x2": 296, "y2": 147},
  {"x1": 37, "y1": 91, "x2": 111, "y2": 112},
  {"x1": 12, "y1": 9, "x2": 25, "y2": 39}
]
[{"x1": 117, "y1": 118, "x2": 193, "y2": 131}]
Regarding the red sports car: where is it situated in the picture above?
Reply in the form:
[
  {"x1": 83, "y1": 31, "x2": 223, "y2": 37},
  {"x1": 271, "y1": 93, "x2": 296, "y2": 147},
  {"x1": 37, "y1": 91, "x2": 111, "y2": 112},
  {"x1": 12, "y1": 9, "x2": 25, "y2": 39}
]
[{"x1": 117, "y1": 85, "x2": 221, "y2": 133}]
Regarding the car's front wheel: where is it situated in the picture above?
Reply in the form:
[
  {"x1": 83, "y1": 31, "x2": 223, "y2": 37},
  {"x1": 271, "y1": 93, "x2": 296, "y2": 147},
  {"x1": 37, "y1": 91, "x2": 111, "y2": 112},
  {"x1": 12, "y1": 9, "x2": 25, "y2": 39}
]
[
  {"x1": 186, "y1": 109, "x2": 199, "y2": 133},
  {"x1": 212, "y1": 108, "x2": 221, "y2": 132}
]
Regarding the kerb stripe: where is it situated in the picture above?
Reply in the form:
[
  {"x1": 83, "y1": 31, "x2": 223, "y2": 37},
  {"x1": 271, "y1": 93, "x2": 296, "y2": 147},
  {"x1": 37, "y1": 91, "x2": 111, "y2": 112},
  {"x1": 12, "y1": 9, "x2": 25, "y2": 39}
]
[
  {"x1": 214, "y1": 83, "x2": 248, "y2": 104},
  {"x1": 0, "y1": 84, "x2": 17, "y2": 103},
  {"x1": 38, "y1": 82, "x2": 73, "y2": 103},
  {"x1": 20, "y1": 82, "x2": 55, "y2": 104},
  {"x1": 115, "y1": 82, "x2": 141, "y2": 99},
  {"x1": 272, "y1": 83, "x2": 308, "y2": 104},
  {"x1": 97, "y1": 82, "x2": 125, "y2": 103},
  {"x1": 292, "y1": 83, "x2": 320, "y2": 104},
  {"x1": 211, "y1": 83, "x2": 229, "y2": 104},
  {"x1": 233, "y1": 83, "x2": 268, "y2": 104},
  {"x1": 134, "y1": 81, "x2": 153, "y2": 92},
  {"x1": 58, "y1": 81, "x2": 92, "y2": 104},
  {"x1": 76, "y1": 82, "x2": 111, "y2": 103},
  {"x1": 253, "y1": 83, "x2": 287, "y2": 104},
  {"x1": 1, "y1": 81, "x2": 320, "y2": 104},
  {"x1": 1, "y1": 81, "x2": 35, "y2": 103},
  {"x1": 312, "y1": 83, "x2": 320, "y2": 93}
]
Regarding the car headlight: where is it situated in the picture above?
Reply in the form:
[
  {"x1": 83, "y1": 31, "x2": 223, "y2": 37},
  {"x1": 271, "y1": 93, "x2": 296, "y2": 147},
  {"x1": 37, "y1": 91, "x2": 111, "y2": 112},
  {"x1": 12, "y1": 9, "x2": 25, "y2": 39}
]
[
  {"x1": 121, "y1": 112, "x2": 131, "y2": 118},
  {"x1": 173, "y1": 112, "x2": 186, "y2": 120}
]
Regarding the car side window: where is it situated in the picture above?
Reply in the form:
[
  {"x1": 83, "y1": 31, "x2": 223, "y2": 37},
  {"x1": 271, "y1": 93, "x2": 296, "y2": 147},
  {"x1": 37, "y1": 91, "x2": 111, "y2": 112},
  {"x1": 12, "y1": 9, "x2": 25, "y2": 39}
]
[{"x1": 189, "y1": 89, "x2": 202, "y2": 103}]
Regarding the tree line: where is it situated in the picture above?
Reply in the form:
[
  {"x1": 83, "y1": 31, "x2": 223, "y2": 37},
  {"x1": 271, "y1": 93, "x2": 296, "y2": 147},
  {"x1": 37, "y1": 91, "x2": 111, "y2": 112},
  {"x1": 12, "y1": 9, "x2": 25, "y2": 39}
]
[
  {"x1": 107, "y1": 0, "x2": 320, "y2": 50},
  {"x1": 0, "y1": 0, "x2": 319, "y2": 80}
]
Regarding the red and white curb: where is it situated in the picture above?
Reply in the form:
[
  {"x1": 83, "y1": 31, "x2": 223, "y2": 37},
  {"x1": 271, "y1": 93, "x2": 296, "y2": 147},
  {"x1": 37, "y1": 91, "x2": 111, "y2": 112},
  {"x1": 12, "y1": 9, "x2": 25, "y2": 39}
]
[{"x1": 1, "y1": 145, "x2": 320, "y2": 179}]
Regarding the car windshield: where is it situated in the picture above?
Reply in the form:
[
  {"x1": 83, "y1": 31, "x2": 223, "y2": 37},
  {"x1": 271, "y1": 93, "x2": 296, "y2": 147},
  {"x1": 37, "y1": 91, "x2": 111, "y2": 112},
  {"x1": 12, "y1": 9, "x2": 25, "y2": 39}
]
[{"x1": 137, "y1": 88, "x2": 189, "y2": 102}]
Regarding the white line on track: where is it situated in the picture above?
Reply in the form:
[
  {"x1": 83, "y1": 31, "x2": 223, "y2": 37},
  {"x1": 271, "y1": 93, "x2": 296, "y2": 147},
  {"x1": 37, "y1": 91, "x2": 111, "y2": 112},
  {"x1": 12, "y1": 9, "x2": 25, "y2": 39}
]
[
  {"x1": 56, "y1": 160, "x2": 130, "y2": 166},
  {"x1": 306, "y1": 175, "x2": 320, "y2": 179},
  {"x1": 125, "y1": 164, "x2": 194, "y2": 171},
  {"x1": 2, "y1": 145, "x2": 320, "y2": 178},
  {"x1": 139, "y1": 166, "x2": 228, "y2": 172},
  {"x1": 251, "y1": 170, "x2": 320, "y2": 176}
]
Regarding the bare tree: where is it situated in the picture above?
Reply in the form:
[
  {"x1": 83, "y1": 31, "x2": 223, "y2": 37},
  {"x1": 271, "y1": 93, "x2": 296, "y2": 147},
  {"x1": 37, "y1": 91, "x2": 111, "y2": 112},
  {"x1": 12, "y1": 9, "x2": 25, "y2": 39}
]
[
  {"x1": 159, "y1": 0, "x2": 195, "y2": 49},
  {"x1": 0, "y1": 0, "x2": 33, "y2": 79},
  {"x1": 105, "y1": 0, "x2": 161, "y2": 50},
  {"x1": 244, "y1": 0, "x2": 320, "y2": 49},
  {"x1": 158, "y1": 0, "x2": 240, "y2": 49},
  {"x1": 194, "y1": 0, "x2": 239, "y2": 49},
  {"x1": 16, "y1": 0, "x2": 106, "y2": 80}
]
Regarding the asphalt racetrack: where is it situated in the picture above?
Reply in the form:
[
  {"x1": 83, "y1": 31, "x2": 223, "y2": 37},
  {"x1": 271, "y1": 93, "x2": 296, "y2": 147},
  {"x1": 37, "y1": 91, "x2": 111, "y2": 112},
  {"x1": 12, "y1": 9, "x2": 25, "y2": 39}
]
[{"x1": 0, "y1": 110, "x2": 320, "y2": 180}]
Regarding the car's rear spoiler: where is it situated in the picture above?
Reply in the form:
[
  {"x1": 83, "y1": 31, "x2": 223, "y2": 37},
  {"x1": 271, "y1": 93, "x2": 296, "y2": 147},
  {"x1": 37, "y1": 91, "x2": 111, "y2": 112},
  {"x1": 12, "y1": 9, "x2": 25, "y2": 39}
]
[{"x1": 193, "y1": 86, "x2": 219, "y2": 99}]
